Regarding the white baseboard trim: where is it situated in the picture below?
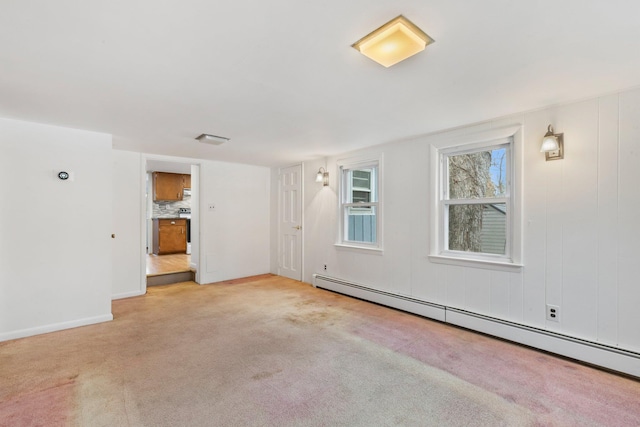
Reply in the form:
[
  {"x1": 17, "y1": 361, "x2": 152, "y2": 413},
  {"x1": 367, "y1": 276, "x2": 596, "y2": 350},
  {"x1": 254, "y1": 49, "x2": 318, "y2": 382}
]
[
  {"x1": 313, "y1": 274, "x2": 446, "y2": 322},
  {"x1": 446, "y1": 309, "x2": 640, "y2": 378},
  {"x1": 0, "y1": 314, "x2": 113, "y2": 342},
  {"x1": 112, "y1": 290, "x2": 146, "y2": 300},
  {"x1": 312, "y1": 274, "x2": 640, "y2": 378}
]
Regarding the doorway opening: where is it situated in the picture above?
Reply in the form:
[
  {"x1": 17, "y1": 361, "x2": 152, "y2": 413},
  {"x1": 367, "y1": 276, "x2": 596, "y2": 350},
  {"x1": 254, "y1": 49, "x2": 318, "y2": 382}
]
[{"x1": 145, "y1": 159, "x2": 199, "y2": 287}]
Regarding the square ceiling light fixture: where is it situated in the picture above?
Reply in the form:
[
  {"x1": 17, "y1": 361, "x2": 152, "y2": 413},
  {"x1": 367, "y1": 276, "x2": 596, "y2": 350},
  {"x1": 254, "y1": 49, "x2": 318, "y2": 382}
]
[
  {"x1": 196, "y1": 133, "x2": 230, "y2": 145},
  {"x1": 352, "y1": 15, "x2": 434, "y2": 67}
]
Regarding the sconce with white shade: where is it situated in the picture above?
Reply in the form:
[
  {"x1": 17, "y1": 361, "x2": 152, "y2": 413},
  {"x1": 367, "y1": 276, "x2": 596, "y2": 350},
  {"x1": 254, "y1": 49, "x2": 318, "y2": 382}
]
[
  {"x1": 540, "y1": 124, "x2": 564, "y2": 161},
  {"x1": 316, "y1": 167, "x2": 329, "y2": 186}
]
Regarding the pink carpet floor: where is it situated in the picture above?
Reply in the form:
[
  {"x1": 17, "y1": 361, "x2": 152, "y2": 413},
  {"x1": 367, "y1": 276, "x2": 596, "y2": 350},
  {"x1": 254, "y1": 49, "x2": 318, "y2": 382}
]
[{"x1": 1, "y1": 274, "x2": 639, "y2": 426}]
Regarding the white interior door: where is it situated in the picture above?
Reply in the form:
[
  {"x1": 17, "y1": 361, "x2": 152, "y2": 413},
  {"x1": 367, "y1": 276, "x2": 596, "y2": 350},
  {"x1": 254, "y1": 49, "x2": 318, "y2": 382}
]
[
  {"x1": 279, "y1": 165, "x2": 302, "y2": 281},
  {"x1": 112, "y1": 150, "x2": 145, "y2": 299}
]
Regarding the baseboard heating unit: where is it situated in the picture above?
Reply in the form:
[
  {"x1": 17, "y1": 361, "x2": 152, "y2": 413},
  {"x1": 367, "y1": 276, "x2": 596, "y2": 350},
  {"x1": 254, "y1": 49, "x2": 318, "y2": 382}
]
[{"x1": 312, "y1": 274, "x2": 640, "y2": 378}]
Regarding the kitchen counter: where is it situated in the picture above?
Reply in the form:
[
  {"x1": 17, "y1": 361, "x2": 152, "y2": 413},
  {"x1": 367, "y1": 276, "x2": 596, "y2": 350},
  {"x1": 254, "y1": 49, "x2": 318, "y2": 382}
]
[{"x1": 152, "y1": 218, "x2": 188, "y2": 255}]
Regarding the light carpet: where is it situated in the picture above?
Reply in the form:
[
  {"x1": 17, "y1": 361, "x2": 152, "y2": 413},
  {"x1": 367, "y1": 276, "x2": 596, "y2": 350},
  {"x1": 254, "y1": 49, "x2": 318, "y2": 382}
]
[{"x1": 1, "y1": 275, "x2": 639, "y2": 426}]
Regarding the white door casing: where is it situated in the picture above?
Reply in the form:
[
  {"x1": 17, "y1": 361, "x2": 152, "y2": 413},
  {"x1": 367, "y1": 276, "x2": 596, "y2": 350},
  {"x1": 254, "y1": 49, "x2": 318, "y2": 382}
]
[
  {"x1": 279, "y1": 165, "x2": 302, "y2": 280},
  {"x1": 112, "y1": 150, "x2": 145, "y2": 299}
]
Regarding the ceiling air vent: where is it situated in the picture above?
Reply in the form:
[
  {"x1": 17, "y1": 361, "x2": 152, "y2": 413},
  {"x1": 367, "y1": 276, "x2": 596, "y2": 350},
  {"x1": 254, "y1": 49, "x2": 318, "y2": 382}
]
[{"x1": 196, "y1": 134, "x2": 230, "y2": 145}]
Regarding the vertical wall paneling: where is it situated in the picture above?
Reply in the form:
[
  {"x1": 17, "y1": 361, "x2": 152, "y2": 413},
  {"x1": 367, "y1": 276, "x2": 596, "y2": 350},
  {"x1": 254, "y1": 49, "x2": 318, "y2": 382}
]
[
  {"x1": 466, "y1": 268, "x2": 491, "y2": 315},
  {"x1": 410, "y1": 142, "x2": 436, "y2": 302},
  {"x1": 301, "y1": 159, "x2": 334, "y2": 282},
  {"x1": 596, "y1": 94, "x2": 620, "y2": 346},
  {"x1": 521, "y1": 113, "x2": 552, "y2": 327},
  {"x1": 294, "y1": 86, "x2": 640, "y2": 368},
  {"x1": 617, "y1": 89, "x2": 640, "y2": 352},
  {"x1": 446, "y1": 266, "x2": 466, "y2": 309},
  {"x1": 490, "y1": 270, "x2": 510, "y2": 319},
  {"x1": 508, "y1": 271, "x2": 524, "y2": 321},
  {"x1": 414, "y1": 262, "x2": 447, "y2": 306},
  {"x1": 559, "y1": 101, "x2": 599, "y2": 340},
  {"x1": 432, "y1": 263, "x2": 449, "y2": 305},
  {"x1": 544, "y1": 153, "x2": 564, "y2": 333},
  {"x1": 387, "y1": 146, "x2": 415, "y2": 297}
]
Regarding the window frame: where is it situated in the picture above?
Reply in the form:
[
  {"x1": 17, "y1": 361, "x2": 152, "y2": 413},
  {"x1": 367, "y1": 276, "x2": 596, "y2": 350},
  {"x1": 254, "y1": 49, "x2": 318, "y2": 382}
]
[
  {"x1": 441, "y1": 140, "x2": 512, "y2": 260},
  {"x1": 336, "y1": 155, "x2": 383, "y2": 252},
  {"x1": 429, "y1": 126, "x2": 523, "y2": 271}
]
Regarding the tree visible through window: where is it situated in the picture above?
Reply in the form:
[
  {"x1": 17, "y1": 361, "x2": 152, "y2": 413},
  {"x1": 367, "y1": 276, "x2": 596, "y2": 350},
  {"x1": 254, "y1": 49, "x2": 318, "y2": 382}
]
[{"x1": 443, "y1": 141, "x2": 510, "y2": 256}]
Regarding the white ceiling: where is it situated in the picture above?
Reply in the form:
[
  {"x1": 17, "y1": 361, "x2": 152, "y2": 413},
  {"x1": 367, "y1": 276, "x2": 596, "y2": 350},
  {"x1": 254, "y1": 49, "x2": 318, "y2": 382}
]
[{"x1": 2, "y1": 1, "x2": 640, "y2": 167}]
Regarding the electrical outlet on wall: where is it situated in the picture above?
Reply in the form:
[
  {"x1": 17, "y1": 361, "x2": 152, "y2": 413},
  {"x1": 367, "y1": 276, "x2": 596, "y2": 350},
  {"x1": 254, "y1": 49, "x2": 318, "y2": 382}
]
[
  {"x1": 324, "y1": 264, "x2": 327, "y2": 271},
  {"x1": 546, "y1": 304, "x2": 560, "y2": 322}
]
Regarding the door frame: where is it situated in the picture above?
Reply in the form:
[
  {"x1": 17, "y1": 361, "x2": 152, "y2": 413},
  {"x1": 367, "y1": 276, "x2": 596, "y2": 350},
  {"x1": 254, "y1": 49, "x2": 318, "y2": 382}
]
[
  {"x1": 277, "y1": 163, "x2": 304, "y2": 281},
  {"x1": 140, "y1": 155, "x2": 202, "y2": 293}
]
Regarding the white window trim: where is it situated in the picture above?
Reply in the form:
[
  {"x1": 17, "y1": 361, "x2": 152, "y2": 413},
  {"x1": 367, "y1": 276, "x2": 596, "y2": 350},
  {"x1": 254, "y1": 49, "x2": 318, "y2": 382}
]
[
  {"x1": 441, "y1": 139, "x2": 512, "y2": 261},
  {"x1": 336, "y1": 154, "x2": 383, "y2": 252},
  {"x1": 429, "y1": 125, "x2": 523, "y2": 270}
]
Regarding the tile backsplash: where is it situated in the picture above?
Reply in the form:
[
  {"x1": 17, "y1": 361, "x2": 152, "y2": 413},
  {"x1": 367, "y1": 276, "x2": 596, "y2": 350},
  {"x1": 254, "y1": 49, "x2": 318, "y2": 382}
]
[{"x1": 152, "y1": 193, "x2": 191, "y2": 218}]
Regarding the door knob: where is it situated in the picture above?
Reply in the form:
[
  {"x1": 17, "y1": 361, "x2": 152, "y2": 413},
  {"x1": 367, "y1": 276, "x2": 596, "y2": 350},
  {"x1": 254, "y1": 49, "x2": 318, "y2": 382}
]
[{"x1": 293, "y1": 225, "x2": 301, "y2": 230}]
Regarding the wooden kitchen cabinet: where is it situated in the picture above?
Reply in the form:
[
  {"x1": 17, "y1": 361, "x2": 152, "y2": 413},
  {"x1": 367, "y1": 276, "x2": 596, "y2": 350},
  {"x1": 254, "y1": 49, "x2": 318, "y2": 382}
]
[
  {"x1": 153, "y1": 219, "x2": 187, "y2": 255},
  {"x1": 153, "y1": 172, "x2": 190, "y2": 201}
]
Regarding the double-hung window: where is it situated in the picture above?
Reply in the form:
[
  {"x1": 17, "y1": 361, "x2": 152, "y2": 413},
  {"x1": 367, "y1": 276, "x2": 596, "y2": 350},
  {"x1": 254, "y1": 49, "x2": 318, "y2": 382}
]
[
  {"x1": 442, "y1": 140, "x2": 511, "y2": 258},
  {"x1": 339, "y1": 158, "x2": 381, "y2": 250},
  {"x1": 430, "y1": 126, "x2": 522, "y2": 269}
]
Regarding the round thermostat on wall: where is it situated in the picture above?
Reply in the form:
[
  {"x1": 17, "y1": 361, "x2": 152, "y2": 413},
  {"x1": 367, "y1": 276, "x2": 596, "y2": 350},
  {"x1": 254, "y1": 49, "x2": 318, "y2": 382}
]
[{"x1": 58, "y1": 171, "x2": 69, "y2": 180}]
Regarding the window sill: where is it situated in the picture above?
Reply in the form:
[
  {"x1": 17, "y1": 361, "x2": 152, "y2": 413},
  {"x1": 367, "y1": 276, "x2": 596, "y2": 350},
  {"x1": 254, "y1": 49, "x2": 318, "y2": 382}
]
[
  {"x1": 428, "y1": 254, "x2": 523, "y2": 272},
  {"x1": 335, "y1": 243, "x2": 384, "y2": 255}
]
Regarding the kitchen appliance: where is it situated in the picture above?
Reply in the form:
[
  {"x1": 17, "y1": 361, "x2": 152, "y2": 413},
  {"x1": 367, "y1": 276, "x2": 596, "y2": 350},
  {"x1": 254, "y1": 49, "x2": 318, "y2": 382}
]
[{"x1": 178, "y1": 208, "x2": 191, "y2": 254}]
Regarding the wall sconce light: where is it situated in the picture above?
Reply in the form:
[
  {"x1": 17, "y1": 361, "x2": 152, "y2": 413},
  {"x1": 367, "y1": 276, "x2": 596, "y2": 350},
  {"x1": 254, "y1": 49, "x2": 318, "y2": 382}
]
[
  {"x1": 316, "y1": 167, "x2": 329, "y2": 186},
  {"x1": 540, "y1": 124, "x2": 564, "y2": 161}
]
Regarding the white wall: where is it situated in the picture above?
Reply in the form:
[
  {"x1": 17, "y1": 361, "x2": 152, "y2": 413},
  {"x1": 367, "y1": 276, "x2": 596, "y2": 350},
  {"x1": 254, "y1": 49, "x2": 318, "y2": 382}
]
[
  {"x1": 300, "y1": 158, "x2": 335, "y2": 278},
  {"x1": 0, "y1": 118, "x2": 113, "y2": 341},
  {"x1": 111, "y1": 153, "x2": 272, "y2": 295},
  {"x1": 199, "y1": 160, "x2": 271, "y2": 284},
  {"x1": 0, "y1": 118, "x2": 271, "y2": 339},
  {"x1": 112, "y1": 150, "x2": 145, "y2": 299},
  {"x1": 297, "y1": 87, "x2": 640, "y2": 356}
]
